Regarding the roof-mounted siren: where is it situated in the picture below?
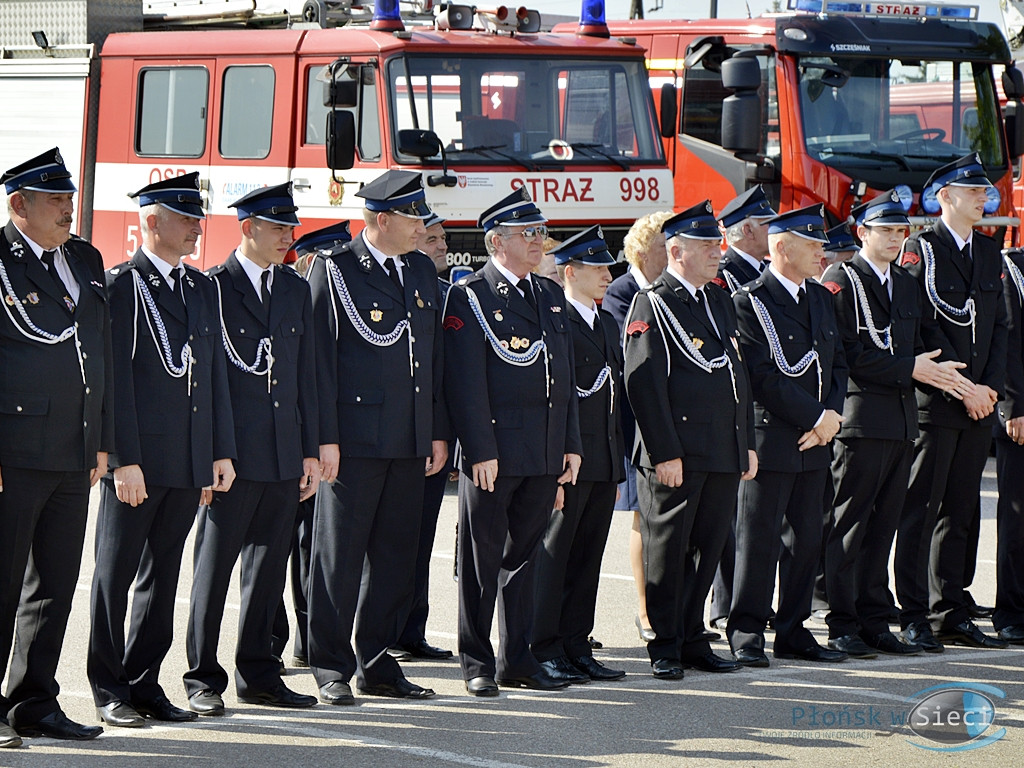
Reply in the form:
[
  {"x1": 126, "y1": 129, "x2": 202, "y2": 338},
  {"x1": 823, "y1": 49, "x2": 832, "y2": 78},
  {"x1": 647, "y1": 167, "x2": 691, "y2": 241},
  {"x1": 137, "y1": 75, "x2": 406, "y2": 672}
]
[
  {"x1": 787, "y1": 0, "x2": 977, "y2": 19},
  {"x1": 371, "y1": 0, "x2": 405, "y2": 31},
  {"x1": 435, "y1": 3, "x2": 475, "y2": 29},
  {"x1": 578, "y1": 0, "x2": 609, "y2": 38},
  {"x1": 471, "y1": 6, "x2": 541, "y2": 33}
]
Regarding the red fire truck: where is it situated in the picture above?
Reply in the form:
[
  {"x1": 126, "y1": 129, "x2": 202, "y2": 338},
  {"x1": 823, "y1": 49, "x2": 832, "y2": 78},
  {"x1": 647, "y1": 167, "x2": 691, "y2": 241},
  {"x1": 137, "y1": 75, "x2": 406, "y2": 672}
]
[
  {"x1": 562, "y1": 0, "x2": 1024, "y2": 243},
  {"x1": 0, "y1": 0, "x2": 671, "y2": 271}
]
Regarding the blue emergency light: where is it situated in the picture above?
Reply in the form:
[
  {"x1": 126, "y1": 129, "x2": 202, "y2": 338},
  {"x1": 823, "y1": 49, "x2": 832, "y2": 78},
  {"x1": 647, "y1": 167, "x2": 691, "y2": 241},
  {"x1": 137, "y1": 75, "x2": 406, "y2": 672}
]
[
  {"x1": 788, "y1": 0, "x2": 977, "y2": 19},
  {"x1": 578, "y1": 0, "x2": 609, "y2": 37},
  {"x1": 372, "y1": 0, "x2": 405, "y2": 31}
]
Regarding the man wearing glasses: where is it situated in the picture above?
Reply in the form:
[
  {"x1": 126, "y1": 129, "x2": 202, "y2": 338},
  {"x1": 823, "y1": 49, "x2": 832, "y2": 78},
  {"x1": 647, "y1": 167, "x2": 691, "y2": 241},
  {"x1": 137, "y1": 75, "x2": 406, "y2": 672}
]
[
  {"x1": 306, "y1": 170, "x2": 448, "y2": 705},
  {"x1": 443, "y1": 187, "x2": 582, "y2": 697}
]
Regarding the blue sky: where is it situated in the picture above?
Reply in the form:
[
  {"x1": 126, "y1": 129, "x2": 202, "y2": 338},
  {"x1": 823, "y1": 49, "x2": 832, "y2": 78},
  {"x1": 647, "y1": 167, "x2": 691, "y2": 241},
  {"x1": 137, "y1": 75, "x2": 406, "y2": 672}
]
[{"x1": 533, "y1": 0, "x2": 776, "y2": 22}]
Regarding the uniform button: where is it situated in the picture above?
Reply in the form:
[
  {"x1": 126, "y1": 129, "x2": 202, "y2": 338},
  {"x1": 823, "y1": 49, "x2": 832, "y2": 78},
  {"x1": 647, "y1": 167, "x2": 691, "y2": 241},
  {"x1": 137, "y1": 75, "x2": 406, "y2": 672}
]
[
  {"x1": 270, "y1": 335, "x2": 274, "y2": 341},
  {"x1": 408, "y1": 312, "x2": 413, "y2": 319},
  {"x1": 274, "y1": 401, "x2": 280, "y2": 407},
  {"x1": 356, "y1": 396, "x2": 362, "y2": 402},
  {"x1": 549, "y1": 403, "x2": 553, "y2": 408},
  {"x1": 550, "y1": 378, "x2": 555, "y2": 384},
  {"x1": 193, "y1": 381, "x2": 198, "y2": 388},
  {"x1": 291, "y1": 327, "x2": 296, "y2": 332},
  {"x1": 240, "y1": 328, "x2": 246, "y2": 334},
  {"x1": 83, "y1": 421, "x2": 87, "y2": 427},
  {"x1": 681, "y1": 416, "x2": 687, "y2": 421},
  {"x1": 410, "y1": 336, "x2": 415, "y2": 342},
  {"x1": 787, "y1": 335, "x2": 794, "y2": 340},
  {"x1": 193, "y1": 406, "x2": 198, "y2": 412},
  {"x1": 85, "y1": 387, "x2": 91, "y2": 395},
  {"x1": 82, "y1": 352, "x2": 88, "y2": 360},
  {"x1": 272, "y1": 379, "x2": 278, "y2": 386},
  {"x1": 415, "y1": 386, "x2": 420, "y2": 393},
  {"x1": 491, "y1": 419, "x2": 496, "y2": 424},
  {"x1": 414, "y1": 361, "x2": 420, "y2": 368},
  {"x1": 189, "y1": 335, "x2": 194, "y2": 341},
  {"x1": 15, "y1": 406, "x2": 22, "y2": 412}
]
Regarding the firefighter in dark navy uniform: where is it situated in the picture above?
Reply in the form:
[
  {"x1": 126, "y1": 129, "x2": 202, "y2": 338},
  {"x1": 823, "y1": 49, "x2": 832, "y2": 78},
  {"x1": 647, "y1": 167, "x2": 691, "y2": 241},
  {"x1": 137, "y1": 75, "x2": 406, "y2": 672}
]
[
  {"x1": 728, "y1": 204, "x2": 849, "y2": 668},
  {"x1": 443, "y1": 187, "x2": 583, "y2": 697},
  {"x1": 531, "y1": 226, "x2": 626, "y2": 685},
  {"x1": 624, "y1": 201, "x2": 756, "y2": 680},
  {"x1": 305, "y1": 170, "x2": 448, "y2": 706},
  {"x1": 183, "y1": 183, "x2": 320, "y2": 715},
  {"x1": 0, "y1": 148, "x2": 113, "y2": 746},
  {"x1": 88, "y1": 172, "x2": 236, "y2": 728},
  {"x1": 717, "y1": 185, "x2": 776, "y2": 293},
  {"x1": 821, "y1": 190, "x2": 971, "y2": 659},
  {"x1": 896, "y1": 154, "x2": 1009, "y2": 650}
]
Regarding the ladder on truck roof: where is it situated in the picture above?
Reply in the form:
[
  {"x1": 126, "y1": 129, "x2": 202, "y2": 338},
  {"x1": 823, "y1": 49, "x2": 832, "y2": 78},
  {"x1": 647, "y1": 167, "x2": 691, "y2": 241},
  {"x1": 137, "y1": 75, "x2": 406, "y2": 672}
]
[{"x1": 143, "y1": 0, "x2": 436, "y2": 28}]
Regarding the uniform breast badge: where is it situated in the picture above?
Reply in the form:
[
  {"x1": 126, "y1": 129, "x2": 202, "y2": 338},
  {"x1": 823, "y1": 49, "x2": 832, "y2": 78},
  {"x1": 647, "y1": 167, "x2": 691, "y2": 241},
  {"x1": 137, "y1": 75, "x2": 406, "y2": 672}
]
[
  {"x1": 5, "y1": 294, "x2": 16, "y2": 306},
  {"x1": 493, "y1": 310, "x2": 503, "y2": 322},
  {"x1": 415, "y1": 289, "x2": 425, "y2": 308},
  {"x1": 370, "y1": 309, "x2": 383, "y2": 322},
  {"x1": 692, "y1": 337, "x2": 704, "y2": 349}
]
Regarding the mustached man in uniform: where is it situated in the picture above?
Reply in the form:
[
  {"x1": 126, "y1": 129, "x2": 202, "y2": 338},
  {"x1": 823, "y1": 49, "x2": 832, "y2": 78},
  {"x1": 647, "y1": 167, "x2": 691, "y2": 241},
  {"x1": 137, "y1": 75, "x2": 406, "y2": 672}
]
[
  {"x1": 821, "y1": 190, "x2": 971, "y2": 659},
  {"x1": 306, "y1": 170, "x2": 448, "y2": 705},
  {"x1": 89, "y1": 173, "x2": 236, "y2": 728},
  {"x1": 0, "y1": 148, "x2": 113, "y2": 746},
  {"x1": 531, "y1": 226, "x2": 626, "y2": 685},
  {"x1": 625, "y1": 202, "x2": 756, "y2": 680},
  {"x1": 183, "y1": 183, "x2": 321, "y2": 715},
  {"x1": 896, "y1": 154, "x2": 1008, "y2": 650},
  {"x1": 443, "y1": 187, "x2": 582, "y2": 697},
  {"x1": 729, "y1": 205, "x2": 849, "y2": 668}
]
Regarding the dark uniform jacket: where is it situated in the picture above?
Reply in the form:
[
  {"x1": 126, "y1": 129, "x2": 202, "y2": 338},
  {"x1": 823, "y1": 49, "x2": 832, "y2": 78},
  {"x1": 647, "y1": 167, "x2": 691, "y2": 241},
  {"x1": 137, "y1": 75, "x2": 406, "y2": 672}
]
[
  {"x1": 822, "y1": 254, "x2": 925, "y2": 442},
  {"x1": 443, "y1": 260, "x2": 583, "y2": 476},
  {"x1": 624, "y1": 273, "x2": 754, "y2": 474},
  {"x1": 0, "y1": 222, "x2": 113, "y2": 471},
  {"x1": 106, "y1": 250, "x2": 236, "y2": 488},
  {"x1": 998, "y1": 250, "x2": 1024, "y2": 428},
  {"x1": 719, "y1": 247, "x2": 762, "y2": 292},
  {"x1": 733, "y1": 270, "x2": 847, "y2": 473},
  {"x1": 207, "y1": 252, "x2": 318, "y2": 481},
  {"x1": 902, "y1": 221, "x2": 1007, "y2": 427},
  {"x1": 567, "y1": 303, "x2": 625, "y2": 484},
  {"x1": 307, "y1": 232, "x2": 446, "y2": 458}
]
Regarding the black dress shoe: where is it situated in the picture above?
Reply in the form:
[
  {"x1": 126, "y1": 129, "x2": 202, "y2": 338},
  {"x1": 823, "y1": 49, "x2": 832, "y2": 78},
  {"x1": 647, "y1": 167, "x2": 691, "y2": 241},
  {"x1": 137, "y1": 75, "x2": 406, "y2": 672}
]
[
  {"x1": 587, "y1": 636, "x2": 603, "y2": 650},
  {"x1": 271, "y1": 654, "x2": 285, "y2": 674},
  {"x1": 239, "y1": 683, "x2": 317, "y2": 708},
  {"x1": 0, "y1": 720, "x2": 21, "y2": 749},
  {"x1": 496, "y1": 671, "x2": 568, "y2": 690},
  {"x1": 733, "y1": 647, "x2": 770, "y2": 668},
  {"x1": 97, "y1": 701, "x2": 146, "y2": 727},
  {"x1": 862, "y1": 631, "x2": 922, "y2": 655},
  {"x1": 902, "y1": 622, "x2": 944, "y2": 653},
  {"x1": 774, "y1": 643, "x2": 848, "y2": 662},
  {"x1": 358, "y1": 678, "x2": 435, "y2": 699},
  {"x1": 635, "y1": 615, "x2": 655, "y2": 643},
  {"x1": 188, "y1": 689, "x2": 225, "y2": 716},
  {"x1": 539, "y1": 657, "x2": 589, "y2": 685},
  {"x1": 998, "y1": 625, "x2": 1024, "y2": 644},
  {"x1": 292, "y1": 655, "x2": 310, "y2": 668},
  {"x1": 570, "y1": 655, "x2": 626, "y2": 681},
  {"x1": 319, "y1": 681, "x2": 354, "y2": 705},
  {"x1": 15, "y1": 711, "x2": 103, "y2": 741},
  {"x1": 699, "y1": 628, "x2": 722, "y2": 642},
  {"x1": 936, "y1": 619, "x2": 1008, "y2": 649},
  {"x1": 827, "y1": 635, "x2": 878, "y2": 659},
  {"x1": 650, "y1": 658, "x2": 685, "y2": 680},
  {"x1": 967, "y1": 600, "x2": 995, "y2": 620},
  {"x1": 681, "y1": 652, "x2": 741, "y2": 673},
  {"x1": 134, "y1": 694, "x2": 197, "y2": 722},
  {"x1": 387, "y1": 647, "x2": 413, "y2": 662},
  {"x1": 398, "y1": 639, "x2": 454, "y2": 660},
  {"x1": 465, "y1": 676, "x2": 500, "y2": 697}
]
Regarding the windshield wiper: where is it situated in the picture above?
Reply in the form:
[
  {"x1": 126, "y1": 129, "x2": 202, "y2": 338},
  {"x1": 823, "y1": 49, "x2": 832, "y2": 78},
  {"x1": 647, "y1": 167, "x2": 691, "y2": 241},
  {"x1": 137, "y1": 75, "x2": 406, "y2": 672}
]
[
  {"x1": 449, "y1": 143, "x2": 540, "y2": 171},
  {"x1": 819, "y1": 149, "x2": 911, "y2": 172},
  {"x1": 569, "y1": 142, "x2": 630, "y2": 170}
]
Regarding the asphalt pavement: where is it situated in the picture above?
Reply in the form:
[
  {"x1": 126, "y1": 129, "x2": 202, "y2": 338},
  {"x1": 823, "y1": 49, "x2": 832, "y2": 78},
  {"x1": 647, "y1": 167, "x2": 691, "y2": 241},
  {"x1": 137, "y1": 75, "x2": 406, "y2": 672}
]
[{"x1": 1, "y1": 460, "x2": 1020, "y2": 767}]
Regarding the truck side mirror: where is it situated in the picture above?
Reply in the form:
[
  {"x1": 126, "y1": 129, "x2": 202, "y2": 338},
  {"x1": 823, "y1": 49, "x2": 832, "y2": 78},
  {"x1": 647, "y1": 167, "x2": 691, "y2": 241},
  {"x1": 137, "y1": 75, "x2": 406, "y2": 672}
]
[
  {"x1": 326, "y1": 110, "x2": 356, "y2": 170},
  {"x1": 721, "y1": 57, "x2": 761, "y2": 155},
  {"x1": 659, "y1": 83, "x2": 677, "y2": 139},
  {"x1": 1005, "y1": 99, "x2": 1024, "y2": 160}
]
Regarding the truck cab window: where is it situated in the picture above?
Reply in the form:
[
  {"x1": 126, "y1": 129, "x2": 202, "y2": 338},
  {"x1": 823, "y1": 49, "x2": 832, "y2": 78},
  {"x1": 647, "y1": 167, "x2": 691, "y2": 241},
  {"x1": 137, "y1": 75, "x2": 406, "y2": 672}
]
[
  {"x1": 220, "y1": 66, "x2": 274, "y2": 159},
  {"x1": 305, "y1": 66, "x2": 380, "y2": 161},
  {"x1": 136, "y1": 67, "x2": 208, "y2": 157}
]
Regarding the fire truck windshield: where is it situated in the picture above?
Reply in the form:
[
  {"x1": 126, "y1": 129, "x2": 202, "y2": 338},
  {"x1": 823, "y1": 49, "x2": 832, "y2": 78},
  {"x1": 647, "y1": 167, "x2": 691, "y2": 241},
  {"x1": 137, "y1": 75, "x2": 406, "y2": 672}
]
[
  {"x1": 798, "y1": 55, "x2": 1006, "y2": 190},
  {"x1": 388, "y1": 55, "x2": 664, "y2": 167}
]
